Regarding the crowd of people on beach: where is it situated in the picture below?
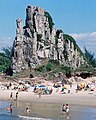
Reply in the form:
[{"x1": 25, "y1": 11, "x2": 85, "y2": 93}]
[{"x1": 0, "y1": 75, "x2": 96, "y2": 96}]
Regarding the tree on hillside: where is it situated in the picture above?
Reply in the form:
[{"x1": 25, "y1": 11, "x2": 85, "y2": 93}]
[
  {"x1": 0, "y1": 46, "x2": 13, "y2": 75},
  {"x1": 0, "y1": 53, "x2": 11, "y2": 72},
  {"x1": 84, "y1": 47, "x2": 96, "y2": 67},
  {"x1": 2, "y1": 46, "x2": 12, "y2": 61}
]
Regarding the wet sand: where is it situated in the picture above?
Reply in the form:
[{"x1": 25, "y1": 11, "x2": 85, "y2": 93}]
[{"x1": 12, "y1": 101, "x2": 96, "y2": 120}]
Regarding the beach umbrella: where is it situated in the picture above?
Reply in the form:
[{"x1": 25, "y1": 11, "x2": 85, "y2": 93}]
[
  {"x1": 63, "y1": 86, "x2": 67, "y2": 89},
  {"x1": 18, "y1": 84, "x2": 24, "y2": 89},
  {"x1": 25, "y1": 84, "x2": 31, "y2": 88},
  {"x1": 38, "y1": 85, "x2": 46, "y2": 89}
]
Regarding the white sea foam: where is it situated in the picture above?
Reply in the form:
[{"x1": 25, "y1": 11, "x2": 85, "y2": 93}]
[{"x1": 18, "y1": 115, "x2": 53, "y2": 120}]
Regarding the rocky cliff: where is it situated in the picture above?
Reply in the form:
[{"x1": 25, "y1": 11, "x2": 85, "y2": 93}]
[{"x1": 12, "y1": 5, "x2": 87, "y2": 72}]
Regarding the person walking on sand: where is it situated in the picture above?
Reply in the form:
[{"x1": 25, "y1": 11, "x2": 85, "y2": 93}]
[
  {"x1": 38, "y1": 91, "x2": 41, "y2": 98},
  {"x1": 16, "y1": 92, "x2": 18, "y2": 101},
  {"x1": 10, "y1": 92, "x2": 13, "y2": 100}
]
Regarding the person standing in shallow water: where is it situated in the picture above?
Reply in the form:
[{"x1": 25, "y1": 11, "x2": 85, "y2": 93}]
[
  {"x1": 62, "y1": 104, "x2": 66, "y2": 113},
  {"x1": 62, "y1": 104, "x2": 70, "y2": 114},
  {"x1": 10, "y1": 104, "x2": 12, "y2": 114},
  {"x1": 66, "y1": 104, "x2": 70, "y2": 114}
]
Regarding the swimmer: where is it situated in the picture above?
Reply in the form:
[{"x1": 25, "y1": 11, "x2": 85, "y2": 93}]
[
  {"x1": 6, "y1": 104, "x2": 12, "y2": 114},
  {"x1": 25, "y1": 107, "x2": 31, "y2": 114}
]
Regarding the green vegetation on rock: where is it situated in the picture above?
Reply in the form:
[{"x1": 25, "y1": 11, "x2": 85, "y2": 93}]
[
  {"x1": 63, "y1": 44, "x2": 68, "y2": 61},
  {"x1": 37, "y1": 34, "x2": 42, "y2": 42},
  {"x1": 44, "y1": 11, "x2": 54, "y2": 32},
  {"x1": 34, "y1": 59, "x2": 72, "y2": 80},
  {"x1": 74, "y1": 64, "x2": 94, "y2": 73},
  {"x1": 84, "y1": 47, "x2": 96, "y2": 68},
  {"x1": 56, "y1": 29, "x2": 63, "y2": 38},
  {"x1": 63, "y1": 34, "x2": 84, "y2": 57}
]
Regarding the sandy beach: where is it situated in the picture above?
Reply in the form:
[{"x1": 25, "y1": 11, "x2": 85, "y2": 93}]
[
  {"x1": 0, "y1": 76, "x2": 96, "y2": 107},
  {"x1": 0, "y1": 89, "x2": 96, "y2": 107},
  {"x1": 0, "y1": 79, "x2": 96, "y2": 120}
]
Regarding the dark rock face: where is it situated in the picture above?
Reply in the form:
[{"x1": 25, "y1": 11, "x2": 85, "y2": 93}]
[{"x1": 12, "y1": 6, "x2": 87, "y2": 72}]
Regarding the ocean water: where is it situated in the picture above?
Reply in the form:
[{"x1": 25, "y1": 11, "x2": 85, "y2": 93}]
[{"x1": 0, "y1": 101, "x2": 96, "y2": 120}]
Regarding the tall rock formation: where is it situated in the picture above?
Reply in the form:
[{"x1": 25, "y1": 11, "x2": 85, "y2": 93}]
[{"x1": 12, "y1": 5, "x2": 87, "y2": 72}]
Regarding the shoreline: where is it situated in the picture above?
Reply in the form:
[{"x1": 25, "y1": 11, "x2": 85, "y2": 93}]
[
  {"x1": 0, "y1": 91, "x2": 96, "y2": 120},
  {"x1": 0, "y1": 75, "x2": 96, "y2": 109},
  {"x1": 0, "y1": 90, "x2": 96, "y2": 108}
]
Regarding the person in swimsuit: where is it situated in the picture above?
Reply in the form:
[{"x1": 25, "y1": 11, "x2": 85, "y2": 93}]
[
  {"x1": 62, "y1": 104, "x2": 66, "y2": 113},
  {"x1": 6, "y1": 104, "x2": 12, "y2": 114},
  {"x1": 66, "y1": 104, "x2": 70, "y2": 114},
  {"x1": 25, "y1": 107, "x2": 31, "y2": 115}
]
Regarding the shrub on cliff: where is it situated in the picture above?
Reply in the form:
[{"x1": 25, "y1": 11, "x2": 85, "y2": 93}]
[{"x1": 44, "y1": 11, "x2": 54, "y2": 32}]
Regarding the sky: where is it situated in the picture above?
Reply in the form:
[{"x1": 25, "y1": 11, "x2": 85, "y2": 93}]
[{"x1": 0, "y1": 0, "x2": 96, "y2": 56}]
